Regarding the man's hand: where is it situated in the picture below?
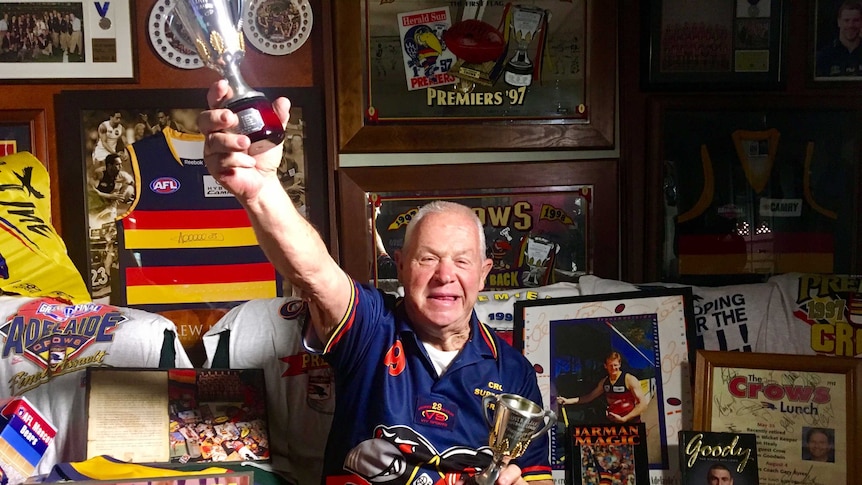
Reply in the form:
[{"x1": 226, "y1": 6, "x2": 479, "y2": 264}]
[{"x1": 197, "y1": 80, "x2": 290, "y2": 202}]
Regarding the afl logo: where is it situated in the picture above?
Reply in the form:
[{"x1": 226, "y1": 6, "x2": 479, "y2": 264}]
[{"x1": 150, "y1": 177, "x2": 180, "y2": 194}]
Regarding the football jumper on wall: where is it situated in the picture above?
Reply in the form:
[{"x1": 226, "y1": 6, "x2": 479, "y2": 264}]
[
  {"x1": 0, "y1": 296, "x2": 192, "y2": 475},
  {"x1": 202, "y1": 297, "x2": 335, "y2": 485},
  {"x1": 119, "y1": 128, "x2": 281, "y2": 313}
]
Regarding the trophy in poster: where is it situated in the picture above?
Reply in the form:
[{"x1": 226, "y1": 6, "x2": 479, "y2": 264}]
[
  {"x1": 503, "y1": 5, "x2": 546, "y2": 87},
  {"x1": 475, "y1": 393, "x2": 556, "y2": 485},
  {"x1": 174, "y1": 0, "x2": 285, "y2": 155}
]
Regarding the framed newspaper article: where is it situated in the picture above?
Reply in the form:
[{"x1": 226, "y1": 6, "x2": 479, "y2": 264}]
[
  {"x1": 694, "y1": 350, "x2": 862, "y2": 484},
  {"x1": 514, "y1": 288, "x2": 696, "y2": 485},
  {"x1": 332, "y1": 0, "x2": 616, "y2": 152}
]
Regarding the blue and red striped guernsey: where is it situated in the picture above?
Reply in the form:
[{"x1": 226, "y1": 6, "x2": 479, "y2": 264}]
[{"x1": 115, "y1": 128, "x2": 280, "y2": 313}]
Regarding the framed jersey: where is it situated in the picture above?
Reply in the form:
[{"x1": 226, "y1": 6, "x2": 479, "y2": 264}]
[
  {"x1": 54, "y1": 88, "x2": 329, "y2": 312},
  {"x1": 648, "y1": 96, "x2": 862, "y2": 285}
]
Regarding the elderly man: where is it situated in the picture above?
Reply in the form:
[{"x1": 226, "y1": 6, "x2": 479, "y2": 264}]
[{"x1": 198, "y1": 80, "x2": 552, "y2": 485}]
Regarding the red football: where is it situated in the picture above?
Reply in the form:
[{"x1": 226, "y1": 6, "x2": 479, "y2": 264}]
[
  {"x1": 607, "y1": 400, "x2": 634, "y2": 417},
  {"x1": 443, "y1": 19, "x2": 506, "y2": 64}
]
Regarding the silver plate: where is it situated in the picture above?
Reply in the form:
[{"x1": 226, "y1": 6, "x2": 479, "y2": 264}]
[
  {"x1": 147, "y1": 0, "x2": 204, "y2": 70},
  {"x1": 242, "y1": 0, "x2": 313, "y2": 56}
]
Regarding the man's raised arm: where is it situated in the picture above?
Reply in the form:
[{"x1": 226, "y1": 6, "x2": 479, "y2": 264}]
[{"x1": 198, "y1": 80, "x2": 352, "y2": 342}]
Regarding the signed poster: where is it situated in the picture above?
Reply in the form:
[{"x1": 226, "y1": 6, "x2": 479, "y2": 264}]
[
  {"x1": 704, "y1": 365, "x2": 846, "y2": 484},
  {"x1": 515, "y1": 289, "x2": 695, "y2": 485}
]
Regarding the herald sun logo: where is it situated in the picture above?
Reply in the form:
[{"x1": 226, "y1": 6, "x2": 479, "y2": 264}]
[{"x1": 150, "y1": 177, "x2": 180, "y2": 194}]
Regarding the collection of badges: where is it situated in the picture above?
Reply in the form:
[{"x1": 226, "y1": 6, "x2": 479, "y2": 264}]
[{"x1": 146, "y1": 0, "x2": 313, "y2": 69}]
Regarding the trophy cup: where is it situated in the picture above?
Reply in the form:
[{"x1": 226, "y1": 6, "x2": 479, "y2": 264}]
[
  {"x1": 503, "y1": 6, "x2": 546, "y2": 87},
  {"x1": 476, "y1": 393, "x2": 556, "y2": 485},
  {"x1": 174, "y1": 0, "x2": 284, "y2": 155}
]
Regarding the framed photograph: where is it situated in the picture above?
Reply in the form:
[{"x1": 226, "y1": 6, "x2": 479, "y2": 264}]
[
  {"x1": 54, "y1": 88, "x2": 328, "y2": 310},
  {"x1": 336, "y1": 160, "x2": 619, "y2": 284},
  {"x1": 694, "y1": 349, "x2": 862, "y2": 484},
  {"x1": 642, "y1": 0, "x2": 787, "y2": 90},
  {"x1": 0, "y1": 109, "x2": 47, "y2": 162},
  {"x1": 332, "y1": 0, "x2": 616, "y2": 152},
  {"x1": 647, "y1": 96, "x2": 862, "y2": 285},
  {"x1": 513, "y1": 288, "x2": 696, "y2": 485},
  {"x1": 812, "y1": 0, "x2": 862, "y2": 81},
  {"x1": 0, "y1": 0, "x2": 136, "y2": 82}
]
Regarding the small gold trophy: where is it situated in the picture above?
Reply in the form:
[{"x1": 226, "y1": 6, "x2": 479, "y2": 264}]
[
  {"x1": 476, "y1": 393, "x2": 556, "y2": 485},
  {"x1": 174, "y1": 0, "x2": 285, "y2": 155}
]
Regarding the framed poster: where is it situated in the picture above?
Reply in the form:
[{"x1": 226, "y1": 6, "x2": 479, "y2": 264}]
[
  {"x1": 694, "y1": 350, "x2": 862, "y2": 484},
  {"x1": 514, "y1": 288, "x2": 696, "y2": 485},
  {"x1": 332, "y1": 0, "x2": 616, "y2": 152},
  {"x1": 336, "y1": 160, "x2": 619, "y2": 284},
  {"x1": 812, "y1": 0, "x2": 862, "y2": 81},
  {"x1": 647, "y1": 96, "x2": 862, "y2": 285},
  {"x1": 0, "y1": 0, "x2": 136, "y2": 82},
  {"x1": 371, "y1": 187, "x2": 592, "y2": 291},
  {"x1": 54, "y1": 88, "x2": 328, "y2": 310},
  {"x1": 642, "y1": 0, "x2": 787, "y2": 90}
]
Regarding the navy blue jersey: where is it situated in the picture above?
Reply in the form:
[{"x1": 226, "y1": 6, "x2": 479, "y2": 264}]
[
  {"x1": 117, "y1": 128, "x2": 280, "y2": 312},
  {"x1": 318, "y1": 281, "x2": 553, "y2": 485}
]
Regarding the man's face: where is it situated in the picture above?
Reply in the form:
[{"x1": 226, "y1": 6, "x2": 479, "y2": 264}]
[
  {"x1": 157, "y1": 112, "x2": 169, "y2": 126},
  {"x1": 110, "y1": 113, "x2": 122, "y2": 127},
  {"x1": 807, "y1": 431, "x2": 831, "y2": 460},
  {"x1": 604, "y1": 357, "x2": 621, "y2": 376},
  {"x1": 396, "y1": 211, "x2": 492, "y2": 334},
  {"x1": 838, "y1": 8, "x2": 862, "y2": 43},
  {"x1": 707, "y1": 469, "x2": 733, "y2": 485}
]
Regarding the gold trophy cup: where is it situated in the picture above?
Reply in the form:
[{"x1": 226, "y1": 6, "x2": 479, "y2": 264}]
[
  {"x1": 476, "y1": 393, "x2": 556, "y2": 485},
  {"x1": 173, "y1": 0, "x2": 285, "y2": 155}
]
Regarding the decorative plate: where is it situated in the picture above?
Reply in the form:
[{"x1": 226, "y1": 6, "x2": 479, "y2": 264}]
[
  {"x1": 147, "y1": 0, "x2": 203, "y2": 69},
  {"x1": 242, "y1": 0, "x2": 313, "y2": 56}
]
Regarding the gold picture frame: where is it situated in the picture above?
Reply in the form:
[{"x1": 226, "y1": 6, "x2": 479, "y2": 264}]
[{"x1": 694, "y1": 349, "x2": 862, "y2": 484}]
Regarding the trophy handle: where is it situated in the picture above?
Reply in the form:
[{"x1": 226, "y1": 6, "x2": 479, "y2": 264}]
[
  {"x1": 482, "y1": 394, "x2": 497, "y2": 428},
  {"x1": 530, "y1": 409, "x2": 557, "y2": 439}
]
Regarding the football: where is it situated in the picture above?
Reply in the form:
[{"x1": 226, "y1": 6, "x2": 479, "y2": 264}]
[
  {"x1": 607, "y1": 400, "x2": 634, "y2": 417},
  {"x1": 443, "y1": 19, "x2": 506, "y2": 64}
]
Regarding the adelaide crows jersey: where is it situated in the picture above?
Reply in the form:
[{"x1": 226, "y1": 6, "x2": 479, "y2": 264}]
[
  {"x1": 317, "y1": 281, "x2": 553, "y2": 485},
  {"x1": 119, "y1": 128, "x2": 280, "y2": 313}
]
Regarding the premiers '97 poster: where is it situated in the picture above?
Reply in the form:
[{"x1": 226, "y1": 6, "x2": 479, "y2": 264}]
[{"x1": 708, "y1": 367, "x2": 846, "y2": 484}]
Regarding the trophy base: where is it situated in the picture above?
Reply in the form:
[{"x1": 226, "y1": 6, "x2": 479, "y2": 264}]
[
  {"x1": 226, "y1": 95, "x2": 285, "y2": 156},
  {"x1": 449, "y1": 57, "x2": 505, "y2": 89},
  {"x1": 504, "y1": 62, "x2": 533, "y2": 87}
]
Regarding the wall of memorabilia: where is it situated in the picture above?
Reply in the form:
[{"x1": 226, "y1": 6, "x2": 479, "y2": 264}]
[{"x1": 0, "y1": 0, "x2": 325, "y2": 239}]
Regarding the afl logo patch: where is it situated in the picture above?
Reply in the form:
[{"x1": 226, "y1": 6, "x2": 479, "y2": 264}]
[{"x1": 150, "y1": 177, "x2": 180, "y2": 194}]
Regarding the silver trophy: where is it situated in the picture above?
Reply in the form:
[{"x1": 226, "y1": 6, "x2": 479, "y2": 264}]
[
  {"x1": 503, "y1": 5, "x2": 546, "y2": 87},
  {"x1": 174, "y1": 0, "x2": 284, "y2": 154},
  {"x1": 476, "y1": 393, "x2": 556, "y2": 485}
]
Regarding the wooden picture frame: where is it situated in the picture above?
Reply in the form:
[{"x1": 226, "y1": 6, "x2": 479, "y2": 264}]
[
  {"x1": 513, "y1": 288, "x2": 696, "y2": 485},
  {"x1": 646, "y1": 95, "x2": 862, "y2": 285},
  {"x1": 332, "y1": 0, "x2": 617, "y2": 153},
  {"x1": 694, "y1": 349, "x2": 862, "y2": 484},
  {"x1": 641, "y1": 0, "x2": 787, "y2": 90},
  {"x1": 0, "y1": 0, "x2": 137, "y2": 82},
  {"x1": 0, "y1": 109, "x2": 48, "y2": 163},
  {"x1": 54, "y1": 88, "x2": 328, "y2": 306},
  {"x1": 337, "y1": 160, "x2": 619, "y2": 283}
]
